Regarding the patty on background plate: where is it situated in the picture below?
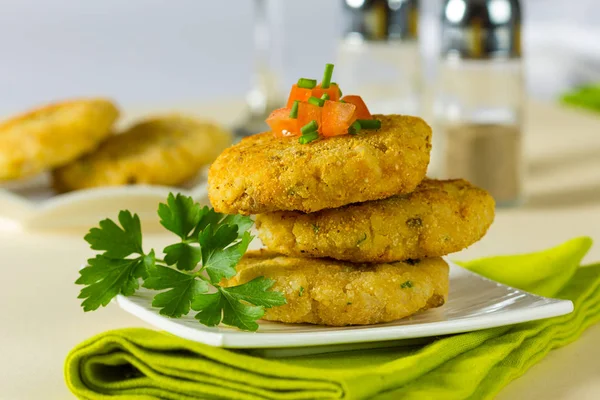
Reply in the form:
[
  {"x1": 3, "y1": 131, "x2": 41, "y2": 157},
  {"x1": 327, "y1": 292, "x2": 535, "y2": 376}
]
[
  {"x1": 0, "y1": 98, "x2": 118, "y2": 181},
  {"x1": 53, "y1": 114, "x2": 231, "y2": 192}
]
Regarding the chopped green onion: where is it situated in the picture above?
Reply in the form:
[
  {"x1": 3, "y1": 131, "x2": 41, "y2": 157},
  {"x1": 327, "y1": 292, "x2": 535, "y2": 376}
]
[
  {"x1": 301, "y1": 120, "x2": 319, "y2": 135},
  {"x1": 307, "y1": 96, "x2": 325, "y2": 107},
  {"x1": 400, "y1": 280, "x2": 413, "y2": 289},
  {"x1": 297, "y1": 78, "x2": 317, "y2": 89},
  {"x1": 332, "y1": 82, "x2": 342, "y2": 97},
  {"x1": 357, "y1": 119, "x2": 381, "y2": 130},
  {"x1": 298, "y1": 131, "x2": 319, "y2": 144},
  {"x1": 299, "y1": 120, "x2": 320, "y2": 144},
  {"x1": 321, "y1": 63, "x2": 334, "y2": 88},
  {"x1": 339, "y1": 99, "x2": 346, "y2": 103},
  {"x1": 320, "y1": 93, "x2": 330, "y2": 101},
  {"x1": 289, "y1": 100, "x2": 299, "y2": 119},
  {"x1": 348, "y1": 120, "x2": 361, "y2": 135}
]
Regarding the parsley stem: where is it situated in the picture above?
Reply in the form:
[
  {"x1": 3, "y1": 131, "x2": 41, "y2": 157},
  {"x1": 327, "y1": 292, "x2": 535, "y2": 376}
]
[{"x1": 193, "y1": 271, "x2": 212, "y2": 283}]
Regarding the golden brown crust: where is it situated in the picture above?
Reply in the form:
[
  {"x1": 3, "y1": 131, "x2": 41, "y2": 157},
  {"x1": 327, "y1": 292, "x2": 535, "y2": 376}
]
[
  {"x1": 256, "y1": 179, "x2": 495, "y2": 262},
  {"x1": 0, "y1": 98, "x2": 118, "y2": 180},
  {"x1": 52, "y1": 114, "x2": 231, "y2": 192},
  {"x1": 208, "y1": 114, "x2": 432, "y2": 214},
  {"x1": 224, "y1": 250, "x2": 449, "y2": 326}
]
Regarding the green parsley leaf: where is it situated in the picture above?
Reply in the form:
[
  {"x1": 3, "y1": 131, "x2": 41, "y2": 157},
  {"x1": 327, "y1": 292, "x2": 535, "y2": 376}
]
[
  {"x1": 223, "y1": 277, "x2": 287, "y2": 308},
  {"x1": 200, "y1": 223, "x2": 238, "y2": 252},
  {"x1": 193, "y1": 288, "x2": 265, "y2": 331},
  {"x1": 191, "y1": 278, "x2": 286, "y2": 331},
  {"x1": 158, "y1": 193, "x2": 201, "y2": 239},
  {"x1": 143, "y1": 265, "x2": 208, "y2": 318},
  {"x1": 199, "y1": 226, "x2": 253, "y2": 284},
  {"x1": 191, "y1": 292, "x2": 224, "y2": 326},
  {"x1": 84, "y1": 210, "x2": 143, "y2": 258},
  {"x1": 191, "y1": 206, "x2": 224, "y2": 238},
  {"x1": 221, "y1": 214, "x2": 254, "y2": 238},
  {"x1": 76, "y1": 255, "x2": 148, "y2": 311},
  {"x1": 163, "y1": 242, "x2": 202, "y2": 271},
  {"x1": 221, "y1": 290, "x2": 265, "y2": 331},
  {"x1": 77, "y1": 192, "x2": 286, "y2": 332}
]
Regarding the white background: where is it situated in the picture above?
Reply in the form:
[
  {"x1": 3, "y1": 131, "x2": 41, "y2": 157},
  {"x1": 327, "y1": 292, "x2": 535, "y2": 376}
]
[{"x1": 0, "y1": 0, "x2": 598, "y2": 114}]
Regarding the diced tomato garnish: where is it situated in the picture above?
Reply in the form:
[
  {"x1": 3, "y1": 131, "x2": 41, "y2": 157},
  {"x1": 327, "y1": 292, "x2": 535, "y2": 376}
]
[
  {"x1": 266, "y1": 107, "x2": 300, "y2": 138},
  {"x1": 341, "y1": 95, "x2": 372, "y2": 119},
  {"x1": 321, "y1": 100, "x2": 357, "y2": 137},
  {"x1": 286, "y1": 84, "x2": 313, "y2": 108},
  {"x1": 297, "y1": 102, "x2": 323, "y2": 133},
  {"x1": 312, "y1": 83, "x2": 341, "y2": 102},
  {"x1": 268, "y1": 71, "x2": 376, "y2": 139}
]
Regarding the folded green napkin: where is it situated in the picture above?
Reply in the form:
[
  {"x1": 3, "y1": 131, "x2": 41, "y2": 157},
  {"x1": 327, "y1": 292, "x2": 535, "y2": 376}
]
[
  {"x1": 66, "y1": 237, "x2": 598, "y2": 400},
  {"x1": 561, "y1": 84, "x2": 600, "y2": 112}
]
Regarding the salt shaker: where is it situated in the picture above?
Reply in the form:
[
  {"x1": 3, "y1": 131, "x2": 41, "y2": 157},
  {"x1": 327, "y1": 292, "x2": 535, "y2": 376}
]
[
  {"x1": 336, "y1": 0, "x2": 421, "y2": 116},
  {"x1": 436, "y1": 0, "x2": 524, "y2": 206}
]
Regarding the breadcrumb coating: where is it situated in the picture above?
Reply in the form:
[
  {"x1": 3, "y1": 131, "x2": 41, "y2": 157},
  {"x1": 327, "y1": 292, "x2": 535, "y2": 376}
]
[
  {"x1": 256, "y1": 179, "x2": 495, "y2": 262},
  {"x1": 208, "y1": 114, "x2": 432, "y2": 214},
  {"x1": 224, "y1": 250, "x2": 449, "y2": 326}
]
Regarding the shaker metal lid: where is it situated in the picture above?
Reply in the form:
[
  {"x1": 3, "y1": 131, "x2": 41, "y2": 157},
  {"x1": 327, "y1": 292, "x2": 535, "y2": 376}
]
[
  {"x1": 441, "y1": 0, "x2": 521, "y2": 59},
  {"x1": 341, "y1": 0, "x2": 418, "y2": 41}
]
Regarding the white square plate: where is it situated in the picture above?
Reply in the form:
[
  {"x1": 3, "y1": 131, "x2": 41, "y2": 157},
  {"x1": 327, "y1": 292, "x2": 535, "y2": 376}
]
[{"x1": 116, "y1": 260, "x2": 573, "y2": 352}]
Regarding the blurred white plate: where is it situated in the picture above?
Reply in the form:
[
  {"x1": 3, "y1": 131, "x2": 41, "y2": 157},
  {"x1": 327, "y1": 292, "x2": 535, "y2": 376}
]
[
  {"x1": 0, "y1": 172, "x2": 208, "y2": 231},
  {"x1": 116, "y1": 260, "x2": 573, "y2": 353}
]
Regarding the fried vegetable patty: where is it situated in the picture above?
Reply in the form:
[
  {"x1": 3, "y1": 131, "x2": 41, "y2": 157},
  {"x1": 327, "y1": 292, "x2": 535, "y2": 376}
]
[
  {"x1": 256, "y1": 179, "x2": 495, "y2": 263},
  {"x1": 208, "y1": 114, "x2": 431, "y2": 215},
  {"x1": 0, "y1": 98, "x2": 118, "y2": 181},
  {"x1": 223, "y1": 250, "x2": 449, "y2": 326},
  {"x1": 52, "y1": 115, "x2": 231, "y2": 192}
]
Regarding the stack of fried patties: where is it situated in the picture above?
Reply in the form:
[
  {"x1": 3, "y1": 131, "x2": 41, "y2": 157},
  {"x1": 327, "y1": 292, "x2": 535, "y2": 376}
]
[{"x1": 208, "y1": 115, "x2": 495, "y2": 326}]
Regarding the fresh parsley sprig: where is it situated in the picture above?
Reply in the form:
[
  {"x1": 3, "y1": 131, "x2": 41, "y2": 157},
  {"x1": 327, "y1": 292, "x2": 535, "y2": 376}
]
[{"x1": 76, "y1": 193, "x2": 286, "y2": 331}]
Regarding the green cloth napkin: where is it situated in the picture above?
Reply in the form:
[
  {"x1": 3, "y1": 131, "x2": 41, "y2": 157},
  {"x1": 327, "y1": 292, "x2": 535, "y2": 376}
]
[
  {"x1": 561, "y1": 84, "x2": 600, "y2": 112},
  {"x1": 66, "y1": 237, "x2": 598, "y2": 400}
]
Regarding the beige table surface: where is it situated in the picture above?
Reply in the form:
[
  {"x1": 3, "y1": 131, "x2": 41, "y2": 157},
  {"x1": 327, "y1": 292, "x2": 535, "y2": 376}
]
[{"x1": 1, "y1": 100, "x2": 599, "y2": 400}]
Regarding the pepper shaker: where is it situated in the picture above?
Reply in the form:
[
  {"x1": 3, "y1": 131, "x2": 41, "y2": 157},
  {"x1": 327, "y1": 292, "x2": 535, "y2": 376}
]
[{"x1": 436, "y1": 0, "x2": 524, "y2": 206}]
